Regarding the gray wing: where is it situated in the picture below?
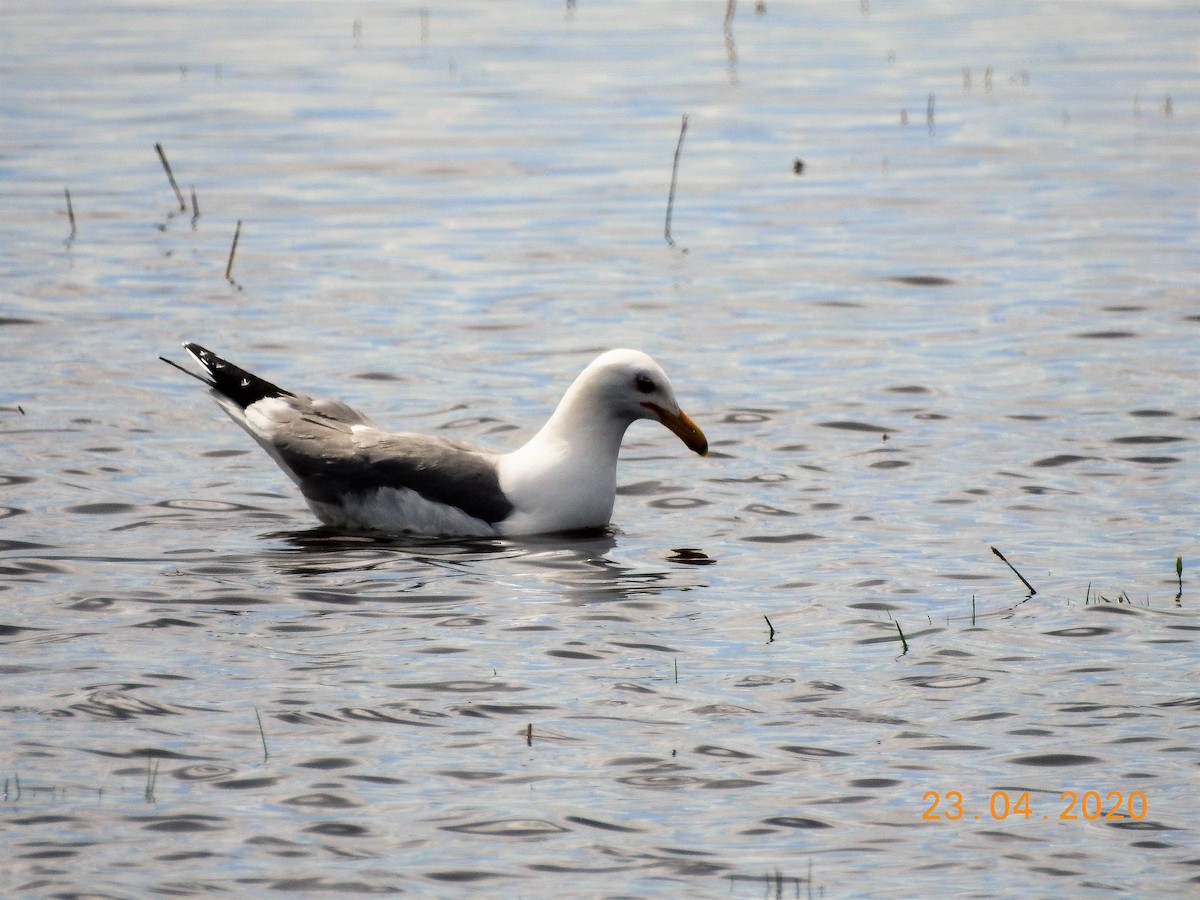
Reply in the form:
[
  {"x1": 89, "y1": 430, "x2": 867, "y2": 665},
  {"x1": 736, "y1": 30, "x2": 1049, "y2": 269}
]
[{"x1": 269, "y1": 404, "x2": 514, "y2": 525}]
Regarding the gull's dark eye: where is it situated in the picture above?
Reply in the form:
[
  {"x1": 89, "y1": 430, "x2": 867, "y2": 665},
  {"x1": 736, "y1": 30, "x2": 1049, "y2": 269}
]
[{"x1": 634, "y1": 373, "x2": 656, "y2": 394}]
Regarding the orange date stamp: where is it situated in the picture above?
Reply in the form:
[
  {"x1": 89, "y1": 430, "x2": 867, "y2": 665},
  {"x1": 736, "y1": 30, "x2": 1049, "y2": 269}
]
[{"x1": 922, "y1": 789, "x2": 1148, "y2": 822}]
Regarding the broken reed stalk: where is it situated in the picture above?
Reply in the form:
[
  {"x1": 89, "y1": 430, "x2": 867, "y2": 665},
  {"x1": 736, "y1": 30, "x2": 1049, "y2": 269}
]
[
  {"x1": 1176, "y1": 555, "x2": 1183, "y2": 599},
  {"x1": 894, "y1": 619, "x2": 908, "y2": 653},
  {"x1": 154, "y1": 142, "x2": 187, "y2": 211},
  {"x1": 255, "y1": 707, "x2": 269, "y2": 761},
  {"x1": 64, "y1": 187, "x2": 77, "y2": 240},
  {"x1": 763, "y1": 614, "x2": 775, "y2": 642},
  {"x1": 190, "y1": 185, "x2": 199, "y2": 224},
  {"x1": 225, "y1": 219, "x2": 242, "y2": 281},
  {"x1": 664, "y1": 113, "x2": 689, "y2": 248},
  {"x1": 525, "y1": 723, "x2": 533, "y2": 747},
  {"x1": 990, "y1": 546, "x2": 1036, "y2": 596}
]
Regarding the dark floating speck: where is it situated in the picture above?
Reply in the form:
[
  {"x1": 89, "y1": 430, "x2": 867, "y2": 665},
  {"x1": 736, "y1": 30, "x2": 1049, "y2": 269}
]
[
  {"x1": 668, "y1": 548, "x2": 715, "y2": 565},
  {"x1": 887, "y1": 385, "x2": 932, "y2": 395},
  {"x1": 1128, "y1": 409, "x2": 1174, "y2": 417},
  {"x1": 1077, "y1": 330, "x2": 1136, "y2": 339}
]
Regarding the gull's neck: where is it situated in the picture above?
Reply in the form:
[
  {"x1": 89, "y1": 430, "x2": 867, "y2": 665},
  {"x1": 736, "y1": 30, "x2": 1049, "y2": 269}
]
[
  {"x1": 497, "y1": 378, "x2": 635, "y2": 533},
  {"x1": 529, "y1": 377, "x2": 630, "y2": 460}
]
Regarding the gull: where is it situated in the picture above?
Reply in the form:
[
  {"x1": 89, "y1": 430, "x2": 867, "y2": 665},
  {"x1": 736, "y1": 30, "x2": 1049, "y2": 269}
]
[{"x1": 161, "y1": 343, "x2": 708, "y2": 537}]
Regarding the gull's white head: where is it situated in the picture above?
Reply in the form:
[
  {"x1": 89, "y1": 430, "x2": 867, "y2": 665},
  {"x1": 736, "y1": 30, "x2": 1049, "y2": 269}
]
[{"x1": 568, "y1": 349, "x2": 708, "y2": 456}]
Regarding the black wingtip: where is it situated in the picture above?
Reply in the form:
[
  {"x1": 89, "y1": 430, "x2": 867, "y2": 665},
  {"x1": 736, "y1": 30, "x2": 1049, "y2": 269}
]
[{"x1": 166, "y1": 342, "x2": 295, "y2": 409}]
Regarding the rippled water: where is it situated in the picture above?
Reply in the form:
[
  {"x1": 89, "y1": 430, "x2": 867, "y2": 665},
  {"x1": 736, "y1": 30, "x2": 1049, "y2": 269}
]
[{"x1": 2, "y1": 1, "x2": 1197, "y2": 896}]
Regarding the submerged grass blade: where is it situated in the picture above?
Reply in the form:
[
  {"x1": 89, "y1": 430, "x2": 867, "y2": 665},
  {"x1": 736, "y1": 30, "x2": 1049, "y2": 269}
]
[{"x1": 894, "y1": 618, "x2": 908, "y2": 654}]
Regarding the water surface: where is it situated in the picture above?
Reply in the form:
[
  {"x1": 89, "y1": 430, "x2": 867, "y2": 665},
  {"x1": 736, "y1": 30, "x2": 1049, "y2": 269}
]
[{"x1": 2, "y1": 1, "x2": 1197, "y2": 896}]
